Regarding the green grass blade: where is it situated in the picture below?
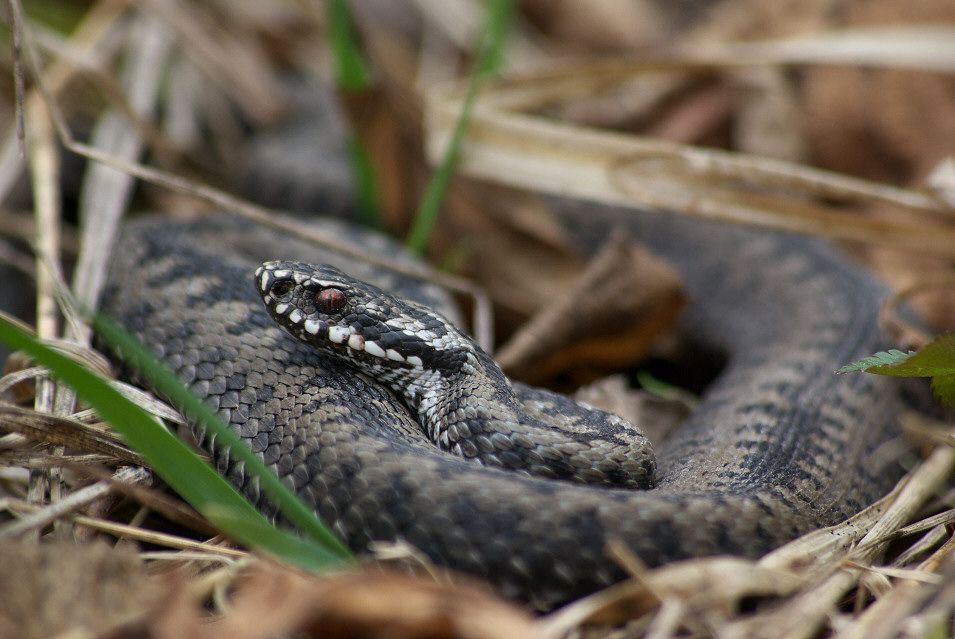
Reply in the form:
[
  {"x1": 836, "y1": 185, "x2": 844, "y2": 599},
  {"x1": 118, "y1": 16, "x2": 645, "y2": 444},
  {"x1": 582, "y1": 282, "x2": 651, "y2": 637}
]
[
  {"x1": 348, "y1": 135, "x2": 380, "y2": 227},
  {"x1": 204, "y1": 507, "x2": 343, "y2": 571},
  {"x1": 325, "y1": 0, "x2": 371, "y2": 91},
  {"x1": 0, "y1": 314, "x2": 352, "y2": 567},
  {"x1": 405, "y1": 0, "x2": 515, "y2": 254},
  {"x1": 92, "y1": 315, "x2": 354, "y2": 560},
  {"x1": 326, "y1": 0, "x2": 380, "y2": 226},
  {"x1": 478, "y1": 0, "x2": 516, "y2": 76}
]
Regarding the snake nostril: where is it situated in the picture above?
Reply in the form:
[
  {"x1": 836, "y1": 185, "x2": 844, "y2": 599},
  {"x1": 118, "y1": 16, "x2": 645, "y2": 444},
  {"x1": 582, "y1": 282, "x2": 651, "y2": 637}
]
[{"x1": 270, "y1": 280, "x2": 294, "y2": 298}]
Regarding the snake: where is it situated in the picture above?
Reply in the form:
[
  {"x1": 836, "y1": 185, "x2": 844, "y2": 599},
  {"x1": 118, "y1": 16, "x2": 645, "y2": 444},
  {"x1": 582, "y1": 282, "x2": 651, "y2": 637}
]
[{"x1": 100, "y1": 208, "x2": 903, "y2": 609}]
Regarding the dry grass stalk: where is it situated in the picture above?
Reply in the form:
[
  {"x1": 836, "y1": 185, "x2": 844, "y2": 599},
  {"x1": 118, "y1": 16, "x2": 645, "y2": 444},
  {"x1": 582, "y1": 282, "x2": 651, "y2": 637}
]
[{"x1": 425, "y1": 57, "x2": 955, "y2": 258}]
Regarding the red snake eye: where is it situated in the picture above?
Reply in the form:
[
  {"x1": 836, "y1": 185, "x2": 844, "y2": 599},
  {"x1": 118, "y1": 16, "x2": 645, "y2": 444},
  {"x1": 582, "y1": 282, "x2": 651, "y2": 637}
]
[{"x1": 316, "y1": 288, "x2": 346, "y2": 314}]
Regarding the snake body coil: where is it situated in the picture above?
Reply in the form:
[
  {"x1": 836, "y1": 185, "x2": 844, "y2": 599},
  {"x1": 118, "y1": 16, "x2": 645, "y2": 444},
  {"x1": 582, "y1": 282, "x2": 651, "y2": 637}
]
[{"x1": 101, "y1": 210, "x2": 902, "y2": 607}]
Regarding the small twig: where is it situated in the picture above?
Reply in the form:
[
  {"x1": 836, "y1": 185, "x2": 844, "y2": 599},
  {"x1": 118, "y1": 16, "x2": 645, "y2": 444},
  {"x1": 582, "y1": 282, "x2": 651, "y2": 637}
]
[
  {"x1": 75, "y1": 463, "x2": 215, "y2": 535},
  {"x1": 7, "y1": 0, "x2": 25, "y2": 156},
  {"x1": 69, "y1": 514, "x2": 247, "y2": 557},
  {"x1": 0, "y1": 0, "x2": 127, "y2": 210},
  {"x1": 0, "y1": 466, "x2": 150, "y2": 540},
  {"x1": 138, "y1": 550, "x2": 241, "y2": 565},
  {"x1": 0, "y1": 401, "x2": 145, "y2": 465},
  {"x1": 0, "y1": 451, "x2": 124, "y2": 468},
  {"x1": 71, "y1": 12, "x2": 174, "y2": 342},
  {"x1": 894, "y1": 508, "x2": 955, "y2": 541},
  {"x1": 18, "y1": 1, "x2": 70, "y2": 530}
]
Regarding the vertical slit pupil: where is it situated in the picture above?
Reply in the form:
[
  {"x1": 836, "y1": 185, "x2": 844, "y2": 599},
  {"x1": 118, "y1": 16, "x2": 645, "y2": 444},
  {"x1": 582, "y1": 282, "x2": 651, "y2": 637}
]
[{"x1": 317, "y1": 288, "x2": 346, "y2": 314}]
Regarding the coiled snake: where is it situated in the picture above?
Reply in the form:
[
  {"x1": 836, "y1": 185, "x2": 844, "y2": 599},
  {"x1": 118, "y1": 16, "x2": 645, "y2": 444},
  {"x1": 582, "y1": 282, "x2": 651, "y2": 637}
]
[{"x1": 101, "y1": 209, "x2": 902, "y2": 608}]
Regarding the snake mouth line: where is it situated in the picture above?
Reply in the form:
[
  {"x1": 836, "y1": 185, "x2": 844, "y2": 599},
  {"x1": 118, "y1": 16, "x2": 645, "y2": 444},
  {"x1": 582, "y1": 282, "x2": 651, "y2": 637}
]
[{"x1": 298, "y1": 316, "x2": 421, "y2": 366}]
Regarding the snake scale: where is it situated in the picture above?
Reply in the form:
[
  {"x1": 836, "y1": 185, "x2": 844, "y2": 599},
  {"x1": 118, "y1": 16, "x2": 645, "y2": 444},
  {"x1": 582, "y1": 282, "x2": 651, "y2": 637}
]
[{"x1": 100, "y1": 208, "x2": 903, "y2": 608}]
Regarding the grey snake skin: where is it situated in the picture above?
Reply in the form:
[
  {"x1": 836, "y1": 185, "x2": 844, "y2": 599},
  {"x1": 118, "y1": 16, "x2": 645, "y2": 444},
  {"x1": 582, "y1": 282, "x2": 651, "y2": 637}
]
[
  {"x1": 100, "y1": 210, "x2": 903, "y2": 608},
  {"x1": 255, "y1": 260, "x2": 656, "y2": 490}
]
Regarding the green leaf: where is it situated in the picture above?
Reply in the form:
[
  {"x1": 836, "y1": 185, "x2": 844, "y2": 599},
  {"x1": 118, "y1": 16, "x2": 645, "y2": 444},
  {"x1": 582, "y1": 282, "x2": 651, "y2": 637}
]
[
  {"x1": 930, "y1": 375, "x2": 955, "y2": 412},
  {"x1": 839, "y1": 335, "x2": 955, "y2": 378},
  {"x1": 902, "y1": 333, "x2": 955, "y2": 375},
  {"x1": 837, "y1": 349, "x2": 916, "y2": 375},
  {"x1": 0, "y1": 314, "x2": 353, "y2": 568},
  {"x1": 839, "y1": 334, "x2": 955, "y2": 411},
  {"x1": 203, "y1": 506, "x2": 342, "y2": 571}
]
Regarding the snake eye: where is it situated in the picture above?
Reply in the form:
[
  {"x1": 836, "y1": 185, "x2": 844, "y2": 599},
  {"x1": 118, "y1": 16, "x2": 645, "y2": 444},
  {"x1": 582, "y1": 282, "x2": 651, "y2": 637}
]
[
  {"x1": 316, "y1": 288, "x2": 346, "y2": 314},
  {"x1": 270, "y1": 280, "x2": 294, "y2": 299}
]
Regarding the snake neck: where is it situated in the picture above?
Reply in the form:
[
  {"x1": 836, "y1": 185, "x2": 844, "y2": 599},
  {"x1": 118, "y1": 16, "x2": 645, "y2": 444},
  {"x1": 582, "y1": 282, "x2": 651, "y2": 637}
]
[
  {"x1": 406, "y1": 350, "x2": 654, "y2": 487},
  {"x1": 400, "y1": 348, "x2": 523, "y2": 449}
]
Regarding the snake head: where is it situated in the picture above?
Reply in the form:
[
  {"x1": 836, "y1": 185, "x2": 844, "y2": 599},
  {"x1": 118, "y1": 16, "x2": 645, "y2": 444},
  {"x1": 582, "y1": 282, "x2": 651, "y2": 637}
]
[{"x1": 254, "y1": 261, "x2": 478, "y2": 382}]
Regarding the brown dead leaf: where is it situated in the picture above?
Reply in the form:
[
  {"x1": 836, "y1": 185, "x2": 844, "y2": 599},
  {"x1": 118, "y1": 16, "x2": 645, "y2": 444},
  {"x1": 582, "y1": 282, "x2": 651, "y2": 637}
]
[
  {"x1": 437, "y1": 186, "x2": 585, "y2": 323},
  {"x1": 497, "y1": 230, "x2": 686, "y2": 387},
  {"x1": 799, "y1": 0, "x2": 955, "y2": 331},
  {"x1": 209, "y1": 564, "x2": 544, "y2": 639},
  {"x1": 0, "y1": 541, "x2": 159, "y2": 639},
  {"x1": 670, "y1": 0, "x2": 955, "y2": 332},
  {"x1": 802, "y1": 0, "x2": 955, "y2": 185},
  {"x1": 522, "y1": 0, "x2": 667, "y2": 50}
]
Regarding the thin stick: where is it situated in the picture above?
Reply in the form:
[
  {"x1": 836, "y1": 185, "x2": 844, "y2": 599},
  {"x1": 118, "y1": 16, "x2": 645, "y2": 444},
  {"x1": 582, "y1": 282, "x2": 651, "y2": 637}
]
[{"x1": 0, "y1": 466, "x2": 150, "y2": 540}]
